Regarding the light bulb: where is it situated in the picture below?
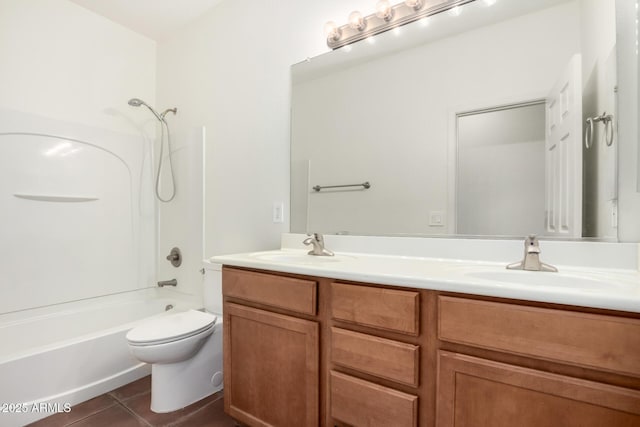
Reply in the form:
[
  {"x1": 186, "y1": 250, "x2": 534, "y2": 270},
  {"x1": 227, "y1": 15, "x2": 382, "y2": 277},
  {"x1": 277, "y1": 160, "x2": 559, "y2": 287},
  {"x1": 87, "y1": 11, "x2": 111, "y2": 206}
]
[
  {"x1": 404, "y1": 0, "x2": 423, "y2": 11},
  {"x1": 375, "y1": 0, "x2": 394, "y2": 22},
  {"x1": 348, "y1": 11, "x2": 366, "y2": 31},
  {"x1": 324, "y1": 21, "x2": 341, "y2": 42},
  {"x1": 483, "y1": 0, "x2": 497, "y2": 6}
]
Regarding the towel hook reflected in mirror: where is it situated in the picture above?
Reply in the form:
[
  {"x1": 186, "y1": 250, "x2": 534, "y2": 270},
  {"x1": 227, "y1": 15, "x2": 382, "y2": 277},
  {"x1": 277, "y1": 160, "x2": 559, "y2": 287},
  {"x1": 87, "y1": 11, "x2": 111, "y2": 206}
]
[{"x1": 585, "y1": 112, "x2": 614, "y2": 149}]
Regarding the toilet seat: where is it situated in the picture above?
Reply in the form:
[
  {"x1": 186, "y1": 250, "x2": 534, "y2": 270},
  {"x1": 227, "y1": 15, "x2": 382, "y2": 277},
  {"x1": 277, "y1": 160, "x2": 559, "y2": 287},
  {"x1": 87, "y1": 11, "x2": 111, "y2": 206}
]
[{"x1": 127, "y1": 310, "x2": 217, "y2": 346}]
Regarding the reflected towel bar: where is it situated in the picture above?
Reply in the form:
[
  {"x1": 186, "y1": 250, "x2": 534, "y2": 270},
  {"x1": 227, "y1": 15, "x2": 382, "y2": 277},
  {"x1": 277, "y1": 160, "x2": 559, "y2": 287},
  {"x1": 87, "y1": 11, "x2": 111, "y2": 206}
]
[
  {"x1": 14, "y1": 194, "x2": 99, "y2": 202},
  {"x1": 312, "y1": 181, "x2": 371, "y2": 192}
]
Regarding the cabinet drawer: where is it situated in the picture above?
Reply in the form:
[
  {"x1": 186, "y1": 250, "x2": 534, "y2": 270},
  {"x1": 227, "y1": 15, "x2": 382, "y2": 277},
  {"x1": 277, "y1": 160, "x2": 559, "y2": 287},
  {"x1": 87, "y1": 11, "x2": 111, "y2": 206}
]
[
  {"x1": 223, "y1": 268, "x2": 317, "y2": 315},
  {"x1": 331, "y1": 371, "x2": 418, "y2": 427},
  {"x1": 331, "y1": 282, "x2": 419, "y2": 335},
  {"x1": 331, "y1": 327, "x2": 419, "y2": 387},
  {"x1": 438, "y1": 296, "x2": 640, "y2": 376}
]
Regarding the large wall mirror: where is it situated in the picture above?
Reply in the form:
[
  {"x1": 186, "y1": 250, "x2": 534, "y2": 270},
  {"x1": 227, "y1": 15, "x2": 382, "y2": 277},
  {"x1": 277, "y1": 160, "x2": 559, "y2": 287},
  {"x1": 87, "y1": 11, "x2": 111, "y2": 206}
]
[{"x1": 291, "y1": 0, "x2": 638, "y2": 241}]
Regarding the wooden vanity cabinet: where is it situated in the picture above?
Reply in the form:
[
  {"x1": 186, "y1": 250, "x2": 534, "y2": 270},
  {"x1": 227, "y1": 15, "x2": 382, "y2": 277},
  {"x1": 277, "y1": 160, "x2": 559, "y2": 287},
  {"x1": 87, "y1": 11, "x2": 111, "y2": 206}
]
[
  {"x1": 222, "y1": 268, "x2": 320, "y2": 427},
  {"x1": 222, "y1": 266, "x2": 640, "y2": 427}
]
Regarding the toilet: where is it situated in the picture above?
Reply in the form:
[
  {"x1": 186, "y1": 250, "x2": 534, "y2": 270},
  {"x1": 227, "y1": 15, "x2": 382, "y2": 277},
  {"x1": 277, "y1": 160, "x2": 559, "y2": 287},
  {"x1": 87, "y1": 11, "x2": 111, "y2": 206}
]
[{"x1": 126, "y1": 262, "x2": 224, "y2": 413}]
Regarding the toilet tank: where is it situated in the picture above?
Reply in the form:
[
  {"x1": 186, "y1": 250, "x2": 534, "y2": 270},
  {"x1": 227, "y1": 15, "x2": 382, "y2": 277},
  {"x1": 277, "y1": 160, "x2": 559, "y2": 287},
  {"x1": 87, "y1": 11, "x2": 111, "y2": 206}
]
[{"x1": 202, "y1": 261, "x2": 223, "y2": 315}]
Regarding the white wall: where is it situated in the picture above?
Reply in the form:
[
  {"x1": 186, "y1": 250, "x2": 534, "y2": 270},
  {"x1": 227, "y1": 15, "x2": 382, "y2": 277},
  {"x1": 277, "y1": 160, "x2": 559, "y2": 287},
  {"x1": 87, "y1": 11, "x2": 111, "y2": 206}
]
[
  {"x1": 155, "y1": 0, "x2": 375, "y2": 292},
  {"x1": 0, "y1": 0, "x2": 157, "y2": 135},
  {"x1": 457, "y1": 104, "x2": 546, "y2": 236}
]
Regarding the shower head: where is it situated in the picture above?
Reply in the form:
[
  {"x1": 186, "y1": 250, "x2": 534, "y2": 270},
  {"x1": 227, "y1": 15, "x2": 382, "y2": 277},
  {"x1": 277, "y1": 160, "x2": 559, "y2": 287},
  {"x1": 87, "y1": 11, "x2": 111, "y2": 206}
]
[
  {"x1": 128, "y1": 98, "x2": 144, "y2": 107},
  {"x1": 128, "y1": 98, "x2": 164, "y2": 122}
]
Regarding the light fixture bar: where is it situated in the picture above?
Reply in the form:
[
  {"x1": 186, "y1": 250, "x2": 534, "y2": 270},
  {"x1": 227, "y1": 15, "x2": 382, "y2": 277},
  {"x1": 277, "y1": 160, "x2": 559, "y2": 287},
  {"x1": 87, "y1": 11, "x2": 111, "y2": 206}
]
[{"x1": 326, "y1": 0, "x2": 476, "y2": 49}]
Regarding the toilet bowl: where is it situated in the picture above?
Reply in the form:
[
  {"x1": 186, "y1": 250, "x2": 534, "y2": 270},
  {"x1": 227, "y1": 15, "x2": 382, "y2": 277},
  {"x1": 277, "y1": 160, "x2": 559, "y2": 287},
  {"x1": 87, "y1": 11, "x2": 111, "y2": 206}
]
[
  {"x1": 126, "y1": 262, "x2": 224, "y2": 413},
  {"x1": 126, "y1": 310, "x2": 223, "y2": 412}
]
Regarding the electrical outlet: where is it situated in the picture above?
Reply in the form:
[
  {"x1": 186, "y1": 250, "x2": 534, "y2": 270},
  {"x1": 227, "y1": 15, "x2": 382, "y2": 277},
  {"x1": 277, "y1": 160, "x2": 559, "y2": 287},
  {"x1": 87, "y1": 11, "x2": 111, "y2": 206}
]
[
  {"x1": 273, "y1": 202, "x2": 284, "y2": 223},
  {"x1": 429, "y1": 211, "x2": 445, "y2": 227}
]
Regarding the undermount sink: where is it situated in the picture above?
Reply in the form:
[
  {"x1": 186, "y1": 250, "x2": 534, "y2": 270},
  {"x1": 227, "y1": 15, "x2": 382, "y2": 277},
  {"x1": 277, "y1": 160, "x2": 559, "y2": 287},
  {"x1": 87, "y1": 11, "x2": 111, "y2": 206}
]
[
  {"x1": 250, "y1": 252, "x2": 352, "y2": 264},
  {"x1": 466, "y1": 270, "x2": 618, "y2": 290}
]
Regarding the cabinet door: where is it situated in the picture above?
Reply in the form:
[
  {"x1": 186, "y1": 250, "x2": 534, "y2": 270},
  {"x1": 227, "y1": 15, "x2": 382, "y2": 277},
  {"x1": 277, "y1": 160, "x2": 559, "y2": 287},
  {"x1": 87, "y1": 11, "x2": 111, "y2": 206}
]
[
  {"x1": 224, "y1": 302, "x2": 319, "y2": 427},
  {"x1": 437, "y1": 352, "x2": 640, "y2": 427}
]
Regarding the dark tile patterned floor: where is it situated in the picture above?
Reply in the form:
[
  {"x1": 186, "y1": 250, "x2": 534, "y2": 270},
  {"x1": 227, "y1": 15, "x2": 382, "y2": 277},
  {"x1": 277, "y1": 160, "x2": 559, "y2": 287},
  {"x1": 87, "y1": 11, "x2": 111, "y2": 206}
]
[{"x1": 27, "y1": 376, "x2": 238, "y2": 427}]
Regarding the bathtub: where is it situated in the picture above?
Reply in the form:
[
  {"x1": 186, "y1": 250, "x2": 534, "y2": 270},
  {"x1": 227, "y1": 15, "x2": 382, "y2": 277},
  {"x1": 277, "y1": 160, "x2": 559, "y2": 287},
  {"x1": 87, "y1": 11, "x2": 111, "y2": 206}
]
[{"x1": 0, "y1": 288, "x2": 201, "y2": 427}]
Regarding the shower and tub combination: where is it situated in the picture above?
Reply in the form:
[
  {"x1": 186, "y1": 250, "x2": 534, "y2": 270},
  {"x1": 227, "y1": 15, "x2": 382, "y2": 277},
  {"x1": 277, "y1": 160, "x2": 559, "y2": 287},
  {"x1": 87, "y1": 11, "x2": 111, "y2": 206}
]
[
  {"x1": 128, "y1": 97, "x2": 178, "y2": 203},
  {"x1": 0, "y1": 102, "x2": 215, "y2": 426}
]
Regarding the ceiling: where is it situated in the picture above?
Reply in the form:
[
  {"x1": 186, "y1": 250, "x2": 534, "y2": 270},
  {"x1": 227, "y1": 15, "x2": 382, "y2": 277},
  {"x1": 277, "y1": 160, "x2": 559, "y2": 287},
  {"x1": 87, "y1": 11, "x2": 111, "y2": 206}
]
[{"x1": 69, "y1": 0, "x2": 225, "y2": 41}]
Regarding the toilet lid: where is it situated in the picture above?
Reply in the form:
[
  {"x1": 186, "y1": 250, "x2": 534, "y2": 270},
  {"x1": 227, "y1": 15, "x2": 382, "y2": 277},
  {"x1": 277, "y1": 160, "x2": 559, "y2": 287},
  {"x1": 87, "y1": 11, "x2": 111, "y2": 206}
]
[{"x1": 127, "y1": 310, "x2": 217, "y2": 345}]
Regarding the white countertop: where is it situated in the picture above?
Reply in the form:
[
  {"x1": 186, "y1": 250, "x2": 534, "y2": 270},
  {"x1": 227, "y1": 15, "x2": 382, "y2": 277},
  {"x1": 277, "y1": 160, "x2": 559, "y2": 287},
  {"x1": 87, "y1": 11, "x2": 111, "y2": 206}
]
[{"x1": 210, "y1": 248, "x2": 640, "y2": 313}]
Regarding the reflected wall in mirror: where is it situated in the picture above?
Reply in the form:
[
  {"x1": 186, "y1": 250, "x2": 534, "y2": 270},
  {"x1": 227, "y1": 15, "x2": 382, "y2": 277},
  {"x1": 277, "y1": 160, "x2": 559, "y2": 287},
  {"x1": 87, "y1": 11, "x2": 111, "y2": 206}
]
[
  {"x1": 456, "y1": 101, "x2": 547, "y2": 237},
  {"x1": 291, "y1": 0, "x2": 622, "y2": 240}
]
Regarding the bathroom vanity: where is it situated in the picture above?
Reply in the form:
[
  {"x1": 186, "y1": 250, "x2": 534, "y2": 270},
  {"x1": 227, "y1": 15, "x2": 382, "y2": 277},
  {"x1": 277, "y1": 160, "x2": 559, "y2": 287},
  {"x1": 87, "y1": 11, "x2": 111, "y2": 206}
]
[{"x1": 213, "y1": 240, "x2": 640, "y2": 427}]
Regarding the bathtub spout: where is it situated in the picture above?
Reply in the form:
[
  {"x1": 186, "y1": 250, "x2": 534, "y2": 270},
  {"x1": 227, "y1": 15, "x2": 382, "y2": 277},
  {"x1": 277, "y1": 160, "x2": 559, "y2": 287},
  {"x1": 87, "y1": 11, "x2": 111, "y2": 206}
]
[{"x1": 157, "y1": 279, "x2": 177, "y2": 287}]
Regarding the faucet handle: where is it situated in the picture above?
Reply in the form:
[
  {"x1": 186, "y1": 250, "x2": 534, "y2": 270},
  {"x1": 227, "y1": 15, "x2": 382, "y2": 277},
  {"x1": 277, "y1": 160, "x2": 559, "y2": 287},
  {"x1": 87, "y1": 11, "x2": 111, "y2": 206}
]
[
  {"x1": 166, "y1": 247, "x2": 182, "y2": 267},
  {"x1": 303, "y1": 232, "x2": 333, "y2": 256},
  {"x1": 524, "y1": 235, "x2": 540, "y2": 253},
  {"x1": 508, "y1": 235, "x2": 557, "y2": 272}
]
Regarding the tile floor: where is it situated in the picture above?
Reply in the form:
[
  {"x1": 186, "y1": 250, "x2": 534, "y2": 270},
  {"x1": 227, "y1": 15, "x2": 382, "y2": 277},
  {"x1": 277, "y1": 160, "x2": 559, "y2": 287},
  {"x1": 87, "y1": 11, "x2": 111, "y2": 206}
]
[{"x1": 27, "y1": 376, "x2": 238, "y2": 427}]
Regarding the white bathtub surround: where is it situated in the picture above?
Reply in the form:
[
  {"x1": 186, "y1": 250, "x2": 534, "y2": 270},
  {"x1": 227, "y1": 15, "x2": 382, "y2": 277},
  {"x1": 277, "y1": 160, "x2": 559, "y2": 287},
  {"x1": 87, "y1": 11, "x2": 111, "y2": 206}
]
[
  {"x1": 0, "y1": 288, "x2": 201, "y2": 427},
  {"x1": 210, "y1": 233, "x2": 640, "y2": 314},
  {"x1": 0, "y1": 110, "x2": 157, "y2": 314}
]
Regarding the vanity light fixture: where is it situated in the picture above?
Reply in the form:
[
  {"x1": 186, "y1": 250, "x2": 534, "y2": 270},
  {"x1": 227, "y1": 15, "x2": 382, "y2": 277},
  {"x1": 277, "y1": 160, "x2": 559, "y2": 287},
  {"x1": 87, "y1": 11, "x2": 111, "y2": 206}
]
[
  {"x1": 404, "y1": 0, "x2": 423, "y2": 11},
  {"x1": 348, "y1": 11, "x2": 366, "y2": 31},
  {"x1": 324, "y1": 21, "x2": 341, "y2": 42},
  {"x1": 376, "y1": 0, "x2": 394, "y2": 22},
  {"x1": 325, "y1": 0, "x2": 475, "y2": 49}
]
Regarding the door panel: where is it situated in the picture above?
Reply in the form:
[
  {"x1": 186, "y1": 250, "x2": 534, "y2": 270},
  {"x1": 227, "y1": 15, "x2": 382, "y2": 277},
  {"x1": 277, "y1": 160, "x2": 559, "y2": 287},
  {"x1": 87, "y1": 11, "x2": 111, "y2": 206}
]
[{"x1": 545, "y1": 54, "x2": 582, "y2": 237}]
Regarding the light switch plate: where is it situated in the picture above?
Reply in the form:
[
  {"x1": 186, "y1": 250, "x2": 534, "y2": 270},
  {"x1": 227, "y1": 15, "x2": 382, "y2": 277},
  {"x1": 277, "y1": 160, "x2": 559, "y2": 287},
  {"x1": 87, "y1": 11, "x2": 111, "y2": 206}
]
[{"x1": 273, "y1": 202, "x2": 284, "y2": 223}]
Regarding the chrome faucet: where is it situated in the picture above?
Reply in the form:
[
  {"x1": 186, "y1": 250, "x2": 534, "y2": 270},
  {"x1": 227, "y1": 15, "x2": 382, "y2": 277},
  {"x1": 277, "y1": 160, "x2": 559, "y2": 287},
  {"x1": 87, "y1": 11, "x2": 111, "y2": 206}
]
[
  {"x1": 507, "y1": 235, "x2": 557, "y2": 272},
  {"x1": 157, "y1": 279, "x2": 178, "y2": 287},
  {"x1": 303, "y1": 233, "x2": 334, "y2": 256}
]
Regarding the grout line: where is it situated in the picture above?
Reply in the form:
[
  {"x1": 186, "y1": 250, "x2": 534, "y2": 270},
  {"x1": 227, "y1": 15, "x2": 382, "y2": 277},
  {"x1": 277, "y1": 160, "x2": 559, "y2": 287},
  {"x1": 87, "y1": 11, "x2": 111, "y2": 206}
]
[
  {"x1": 165, "y1": 392, "x2": 227, "y2": 427},
  {"x1": 115, "y1": 401, "x2": 153, "y2": 427},
  {"x1": 65, "y1": 401, "x2": 119, "y2": 426},
  {"x1": 108, "y1": 389, "x2": 152, "y2": 405}
]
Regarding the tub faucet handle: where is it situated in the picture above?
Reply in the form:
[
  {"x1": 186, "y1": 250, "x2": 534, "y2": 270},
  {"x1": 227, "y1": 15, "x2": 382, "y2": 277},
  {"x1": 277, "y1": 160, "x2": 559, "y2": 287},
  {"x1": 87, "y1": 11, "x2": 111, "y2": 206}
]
[{"x1": 166, "y1": 247, "x2": 182, "y2": 267}]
